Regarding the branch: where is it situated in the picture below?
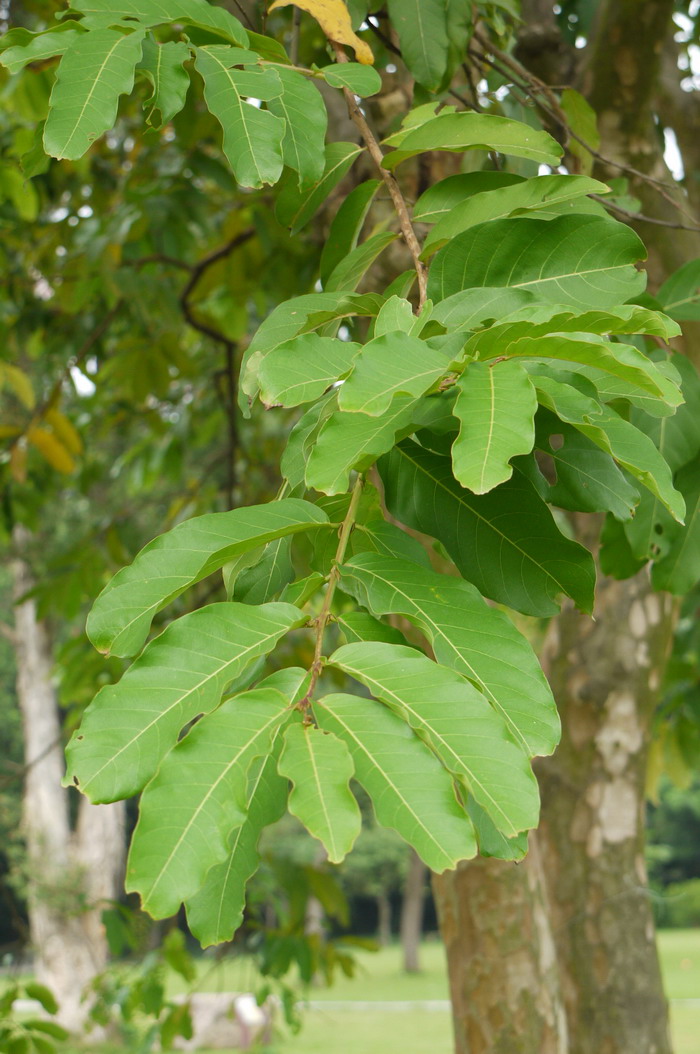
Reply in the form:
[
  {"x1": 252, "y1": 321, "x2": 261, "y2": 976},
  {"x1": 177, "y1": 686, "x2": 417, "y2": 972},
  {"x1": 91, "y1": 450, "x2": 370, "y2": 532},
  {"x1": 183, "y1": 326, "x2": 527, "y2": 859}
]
[
  {"x1": 332, "y1": 43, "x2": 428, "y2": 309},
  {"x1": 299, "y1": 474, "x2": 365, "y2": 712},
  {"x1": 179, "y1": 228, "x2": 256, "y2": 343}
]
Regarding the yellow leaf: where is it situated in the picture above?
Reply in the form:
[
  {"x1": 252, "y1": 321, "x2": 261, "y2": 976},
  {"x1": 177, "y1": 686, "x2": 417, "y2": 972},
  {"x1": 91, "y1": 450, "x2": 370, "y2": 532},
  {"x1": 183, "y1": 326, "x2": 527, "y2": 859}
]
[
  {"x1": 0, "y1": 363, "x2": 35, "y2": 409},
  {"x1": 10, "y1": 442, "x2": 27, "y2": 484},
  {"x1": 268, "y1": 0, "x2": 374, "y2": 64},
  {"x1": 26, "y1": 426, "x2": 76, "y2": 473},
  {"x1": 45, "y1": 407, "x2": 83, "y2": 455}
]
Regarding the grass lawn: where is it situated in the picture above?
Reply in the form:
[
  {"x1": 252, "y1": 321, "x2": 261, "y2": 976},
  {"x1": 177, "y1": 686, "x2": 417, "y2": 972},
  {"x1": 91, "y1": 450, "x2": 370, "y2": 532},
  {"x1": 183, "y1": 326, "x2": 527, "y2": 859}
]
[{"x1": 57, "y1": 930, "x2": 700, "y2": 1053}]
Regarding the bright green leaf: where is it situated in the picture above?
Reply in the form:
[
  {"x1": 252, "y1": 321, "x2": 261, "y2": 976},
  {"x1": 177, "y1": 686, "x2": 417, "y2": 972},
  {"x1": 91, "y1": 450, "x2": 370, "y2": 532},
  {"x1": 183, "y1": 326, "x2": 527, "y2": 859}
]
[
  {"x1": 71, "y1": 0, "x2": 249, "y2": 44},
  {"x1": 275, "y1": 141, "x2": 362, "y2": 233},
  {"x1": 194, "y1": 47, "x2": 285, "y2": 188},
  {"x1": 384, "y1": 112, "x2": 562, "y2": 169},
  {"x1": 65, "y1": 602, "x2": 305, "y2": 802},
  {"x1": 315, "y1": 693, "x2": 477, "y2": 871},
  {"x1": 87, "y1": 498, "x2": 330, "y2": 656},
  {"x1": 279, "y1": 723, "x2": 361, "y2": 862},
  {"x1": 338, "y1": 553, "x2": 559, "y2": 756},
  {"x1": 44, "y1": 28, "x2": 145, "y2": 159},
  {"x1": 330, "y1": 642, "x2": 540, "y2": 835},
  {"x1": 428, "y1": 215, "x2": 647, "y2": 308},
  {"x1": 319, "y1": 179, "x2": 381, "y2": 285},
  {"x1": 126, "y1": 686, "x2": 291, "y2": 917},
  {"x1": 413, "y1": 171, "x2": 524, "y2": 223},
  {"x1": 386, "y1": 0, "x2": 448, "y2": 89},
  {"x1": 325, "y1": 231, "x2": 397, "y2": 293},
  {"x1": 338, "y1": 333, "x2": 449, "y2": 415},
  {"x1": 451, "y1": 360, "x2": 537, "y2": 493},
  {"x1": 258, "y1": 333, "x2": 360, "y2": 407},
  {"x1": 320, "y1": 61, "x2": 382, "y2": 96},
  {"x1": 267, "y1": 66, "x2": 327, "y2": 186},
  {"x1": 139, "y1": 37, "x2": 190, "y2": 127}
]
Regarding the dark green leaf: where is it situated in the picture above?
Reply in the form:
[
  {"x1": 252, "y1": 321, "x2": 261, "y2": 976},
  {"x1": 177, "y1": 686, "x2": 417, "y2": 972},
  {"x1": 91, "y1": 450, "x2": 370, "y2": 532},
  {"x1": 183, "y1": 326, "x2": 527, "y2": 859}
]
[{"x1": 379, "y1": 440, "x2": 596, "y2": 615}]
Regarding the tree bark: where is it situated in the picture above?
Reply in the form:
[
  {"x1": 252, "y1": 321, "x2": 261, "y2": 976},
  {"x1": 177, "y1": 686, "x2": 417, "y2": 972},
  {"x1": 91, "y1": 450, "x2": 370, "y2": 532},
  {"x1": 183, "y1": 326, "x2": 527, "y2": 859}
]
[
  {"x1": 399, "y1": 849, "x2": 426, "y2": 973},
  {"x1": 433, "y1": 837, "x2": 568, "y2": 1054},
  {"x1": 12, "y1": 528, "x2": 125, "y2": 1032},
  {"x1": 536, "y1": 570, "x2": 675, "y2": 1054}
]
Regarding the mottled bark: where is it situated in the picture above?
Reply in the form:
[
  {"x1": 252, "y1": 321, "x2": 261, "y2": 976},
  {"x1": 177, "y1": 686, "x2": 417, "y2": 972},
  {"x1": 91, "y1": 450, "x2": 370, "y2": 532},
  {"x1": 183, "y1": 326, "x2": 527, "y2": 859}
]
[
  {"x1": 433, "y1": 838, "x2": 568, "y2": 1054},
  {"x1": 400, "y1": 849, "x2": 427, "y2": 973},
  {"x1": 12, "y1": 528, "x2": 125, "y2": 1032},
  {"x1": 536, "y1": 570, "x2": 676, "y2": 1054}
]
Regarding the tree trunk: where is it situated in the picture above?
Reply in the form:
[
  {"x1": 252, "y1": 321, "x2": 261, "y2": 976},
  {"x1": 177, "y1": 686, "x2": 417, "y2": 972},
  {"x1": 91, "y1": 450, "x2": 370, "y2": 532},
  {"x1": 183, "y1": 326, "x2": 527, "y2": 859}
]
[
  {"x1": 399, "y1": 849, "x2": 426, "y2": 973},
  {"x1": 376, "y1": 891, "x2": 392, "y2": 947},
  {"x1": 433, "y1": 837, "x2": 568, "y2": 1054},
  {"x1": 536, "y1": 571, "x2": 675, "y2": 1054},
  {"x1": 12, "y1": 528, "x2": 125, "y2": 1032}
]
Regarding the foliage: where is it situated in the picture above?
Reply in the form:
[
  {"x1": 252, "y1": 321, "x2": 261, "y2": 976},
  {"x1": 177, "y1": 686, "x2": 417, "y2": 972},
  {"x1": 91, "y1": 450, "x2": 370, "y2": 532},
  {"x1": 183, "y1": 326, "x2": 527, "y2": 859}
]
[
  {"x1": 3, "y1": 0, "x2": 700, "y2": 954},
  {"x1": 0, "y1": 979, "x2": 69, "y2": 1054}
]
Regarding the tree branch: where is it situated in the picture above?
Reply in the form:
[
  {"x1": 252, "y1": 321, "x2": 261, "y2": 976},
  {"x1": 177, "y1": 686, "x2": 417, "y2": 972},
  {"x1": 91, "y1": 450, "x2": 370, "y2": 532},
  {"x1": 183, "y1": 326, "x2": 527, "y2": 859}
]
[{"x1": 332, "y1": 43, "x2": 428, "y2": 309}]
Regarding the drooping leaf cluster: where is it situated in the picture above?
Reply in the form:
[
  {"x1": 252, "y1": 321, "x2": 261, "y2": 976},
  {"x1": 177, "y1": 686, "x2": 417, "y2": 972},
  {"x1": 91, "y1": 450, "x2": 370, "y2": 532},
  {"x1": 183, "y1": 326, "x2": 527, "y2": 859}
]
[{"x1": 3, "y1": 0, "x2": 700, "y2": 947}]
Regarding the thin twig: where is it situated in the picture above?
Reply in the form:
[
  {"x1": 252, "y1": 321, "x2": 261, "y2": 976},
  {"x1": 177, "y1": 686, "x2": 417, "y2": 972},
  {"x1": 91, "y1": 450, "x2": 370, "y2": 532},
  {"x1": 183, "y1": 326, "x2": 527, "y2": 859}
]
[
  {"x1": 332, "y1": 43, "x2": 428, "y2": 308},
  {"x1": 290, "y1": 5, "x2": 302, "y2": 65},
  {"x1": 590, "y1": 194, "x2": 700, "y2": 232},
  {"x1": 299, "y1": 474, "x2": 365, "y2": 712},
  {"x1": 179, "y1": 228, "x2": 256, "y2": 343}
]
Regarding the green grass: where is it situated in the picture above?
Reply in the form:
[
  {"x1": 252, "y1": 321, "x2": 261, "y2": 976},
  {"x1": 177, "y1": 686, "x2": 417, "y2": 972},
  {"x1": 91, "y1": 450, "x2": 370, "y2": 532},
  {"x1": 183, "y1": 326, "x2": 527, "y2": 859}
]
[{"x1": 60, "y1": 930, "x2": 700, "y2": 1054}]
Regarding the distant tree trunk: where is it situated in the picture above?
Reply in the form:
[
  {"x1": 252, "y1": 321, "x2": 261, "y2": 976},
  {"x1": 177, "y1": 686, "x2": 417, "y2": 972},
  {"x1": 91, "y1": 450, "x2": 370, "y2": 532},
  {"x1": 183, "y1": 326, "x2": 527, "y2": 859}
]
[
  {"x1": 433, "y1": 838, "x2": 568, "y2": 1054},
  {"x1": 536, "y1": 571, "x2": 675, "y2": 1054},
  {"x1": 400, "y1": 849, "x2": 426, "y2": 973},
  {"x1": 12, "y1": 528, "x2": 125, "y2": 1032},
  {"x1": 376, "y1": 892, "x2": 392, "y2": 947}
]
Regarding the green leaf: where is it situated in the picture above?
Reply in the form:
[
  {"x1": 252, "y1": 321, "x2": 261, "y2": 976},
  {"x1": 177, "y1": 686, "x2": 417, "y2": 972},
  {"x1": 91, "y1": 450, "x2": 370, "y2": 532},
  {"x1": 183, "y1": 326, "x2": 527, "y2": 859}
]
[
  {"x1": 423, "y1": 174, "x2": 609, "y2": 255},
  {"x1": 532, "y1": 373, "x2": 685, "y2": 521},
  {"x1": 185, "y1": 669, "x2": 305, "y2": 946},
  {"x1": 186, "y1": 749, "x2": 288, "y2": 946},
  {"x1": 560, "y1": 88, "x2": 599, "y2": 175},
  {"x1": 451, "y1": 360, "x2": 537, "y2": 493},
  {"x1": 315, "y1": 693, "x2": 477, "y2": 871},
  {"x1": 413, "y1": 172, "x2": 524, "y2": 223},
  {"x1": 352, "y1": 518, "x2": 432, "y2": 567},
  {"x1": 319, "y1": 179, "x2": 381, "y2": 285},
  {"x1": 126, "y1": 686, "x2": 291, "y2": 918},
  {"x1": 338, "y1": 553, "x2": 559, "y2": 757},
  {"x1": 275, "y1": 141, "x2": 362, "y2": 233},
  {"x1": 428, "y1": 215, "x2": 647, "y2": 308},
  {"x1": 71, "y1": 0, "x2": 249, "y2": 44},
  {"x1": 193, "y1": 47, "x2": 285, "y2": 188},
  {"x1": 267, "y1": 66, "x2": 327, "y2": 186},
  {"x1": 0, "y1": 25, "x2": 84, "y2": 75},
  {"x1": 467, "y1": 799, "x2": 528, "y2": 861},
  {"x1": 233, "y1": 537, "x2": 296, "y2": 603},
  {"x1": 330, "y1": 642, "x2": 539, "y2": 835},
  {"x1": 528, "y1": 410, "x2": 639, "y2": 520},
  {"x1": 279, "y1": 723, "x2": 361, "y2": 862},
  {"x1": 306, "y1": 396, "x2": 417, "y2": 495},
  {"x1": 431, "y1": 287, "x2": 537, "y2": 330},
  {"x1": 280, "y1": 393, "x2": 336, "y2": 490},
  {"x1": 66, "y1": 602, "x2": 305, "y2": 802},
  {"x1": 23, "y1": 984, "x2": 58, "y2": 1015},
  {"x1": 384, "y1": 112, "x2": 562, "y2": 169},
  {"x1": 43, "y1": 28, "x2": 145, "y2": 160},
  {"x1": 258, "y1": 334, "x2": 360, "y2": 408},
  {"x1": 336, "y1": 610, "x2": 410, "y2": 647},
  {"x1": 651, "y1": 458, "x2": 700, "y2": 594},
  {"x1": 379, "y1": 440, "x2": 595, "y2": 615},
  {"x1": 475, "y1": 331, "x2": 682, "y2": 410},
  {"x1": 87, "y1": 498, "x2": 329, "y2": 656},
  {"x1": 139, "y1": 37, "x2": 190, "y2": 127},
  {"x1": 325, "y1": 231, "x2": 398, "y2": 294},
  {"x1": 338, "y1": 333, "x2": 449, "y2": 415},
  {"x1": 656, "y1": 258, "x2": 700, "y2": 321},
  {"x1": 374, "y1": 296, "x2": 421, "y2": 336},
  {"x1": 320, "y1": 62, "x2": 382, "y2": 96},
  {"x1": 386, "y1": 0, "x2": 448, "y2": 89},
  {"x1": 630, "y1": 354, "x2": 700, "y2": 473},
  {"x1": 241, "y1": 291, "x2": 384, "y2": 410}
]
